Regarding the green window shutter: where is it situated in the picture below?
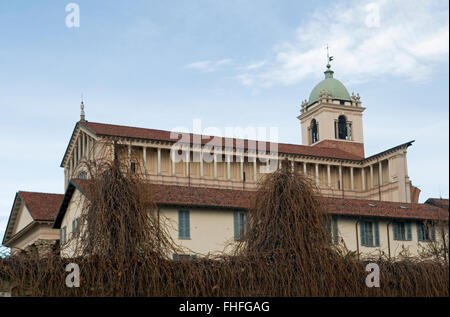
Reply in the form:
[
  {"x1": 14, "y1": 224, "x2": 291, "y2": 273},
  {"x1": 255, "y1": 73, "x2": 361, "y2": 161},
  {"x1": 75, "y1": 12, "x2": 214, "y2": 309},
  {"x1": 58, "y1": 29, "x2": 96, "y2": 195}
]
[
  {"x1": 234, "y1": 211, "x2": 242, "y2": 241},
  {"x1": 431, "y1": 226, "x2": 436, "y2": 242},
  {"x1": 393, "y1": 222, "x2": 398, "y2": 240},
  {"x1": 178, "y1": 210, "x2": 190, "y2": 239},
  {"x1": 60, "y1": 228, "x2": 63, "y2": 244},
  {"x1": 332, "y1": 217, "x2": 339, "y2": 244},
  {"x1": 406, "y1": 222, "x2": 412, "y2": 241},
  {"x1": 374, "y1": 222, "x2": 380, "y2": 247},
  {"x1": 360, "y1": 221, "x2": 366, "y2": 246},
  {"x1": 72, "y1": 220, "x2": 75, "y2": 233},
  {"x1": 417, "y1": 221, "x2": 423, "y2": 242}
]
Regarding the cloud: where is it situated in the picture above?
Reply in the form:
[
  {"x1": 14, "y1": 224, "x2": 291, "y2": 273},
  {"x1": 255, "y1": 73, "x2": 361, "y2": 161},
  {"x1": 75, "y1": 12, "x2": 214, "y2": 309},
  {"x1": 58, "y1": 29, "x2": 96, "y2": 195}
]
[
  {"x1": 185, "y1": 59, "x2": 232, "y2": 72},
  {"x1": 236, "y1": 60, "x2": 267, "y2": 71},
  {"x1": 235, "y1": 0, "x2": 449, "y2": 87}
]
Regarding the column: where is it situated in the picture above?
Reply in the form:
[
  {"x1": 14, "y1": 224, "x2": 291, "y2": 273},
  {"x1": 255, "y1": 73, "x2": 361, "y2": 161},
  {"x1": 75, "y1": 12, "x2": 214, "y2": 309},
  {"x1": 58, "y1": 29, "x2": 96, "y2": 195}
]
[
  {"x1": 378, "y1": 161, "x2": 383, "y2": 186},
  {"x1": 213, "y1": 152, "x2": 218, "y2": 179},
  {"x1": 227, "y1": 153, "x2": 231, "y2": 180},
  {"x1": 303, "y1": 162, "x2": 307, "y2": 176},
  {"x1": 171, "y1": 149, "x2": 176, "y2": 176},
  {"x1": 291, "y1": 160, "x2": 295, "y2": 174},
  {"x1": 387, "y1": 158, "x2": 391, "y2": 183},
  {"x1": 77, "y1": 136, "x2": 81, "y2": 162},
  {"x1": 128, "y1": 144, "x2": 132, "y2": 170},
  {"x1": 69, "y1": 158, "x2": 73, "y2": 178},
  {"x1": 253, "y1": 155, "x2": 258, "y2": 182},
  {"x1": 143, "y1": 147, "x2": 147, "y2": 174},
  {"x1": 185, "y1": 147, "x2": 190, "y2": 177},
  {"x1": 157, "y1": 148, "x2": 161, "y2": 175},
  {"x1": 362, "y1": 167, "x2": 366, "y2": 191},
  {"x1": 315, "y1": 163, "x2": 319, "y2": 186},
  {"x1": 327, "y1": 165, "x2": 331, "y2": 188},
  {"x1": 370, "y1": 165, "x2": 374, "y2": 189},
  {"x1": 200, "y1": 149, "x2": 204, "y2": 178},
  {"x1": 240, "y1": 155, "x2": 244, "y2": 181},
  {"x1": 350, "y1": 167, "x2": 354, "y2": 191},
  {"x1": 86, "y1": 136, "x2": 90, "y2": 160},
  {"x1": 339, "y1": 165, "x2": 343, "y2": 190}
]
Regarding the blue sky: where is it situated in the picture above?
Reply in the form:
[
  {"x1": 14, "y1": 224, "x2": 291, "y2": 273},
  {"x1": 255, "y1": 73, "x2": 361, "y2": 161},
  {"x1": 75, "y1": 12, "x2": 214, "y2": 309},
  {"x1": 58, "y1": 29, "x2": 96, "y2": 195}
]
[{"x1": 0, "y1": 0, "x2": 448, "y2": 243}]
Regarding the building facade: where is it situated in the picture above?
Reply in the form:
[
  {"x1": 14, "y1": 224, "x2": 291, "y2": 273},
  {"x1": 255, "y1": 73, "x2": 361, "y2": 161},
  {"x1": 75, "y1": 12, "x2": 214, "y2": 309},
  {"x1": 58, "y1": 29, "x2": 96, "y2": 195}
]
[{"x1": 3, "y1": 63, "x2": 448, "y2": 259}]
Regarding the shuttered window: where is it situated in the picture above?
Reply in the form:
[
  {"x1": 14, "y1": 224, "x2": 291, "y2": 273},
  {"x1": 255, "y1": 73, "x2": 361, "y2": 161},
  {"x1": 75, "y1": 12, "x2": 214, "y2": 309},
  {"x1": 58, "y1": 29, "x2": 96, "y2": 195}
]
[
  {"x1": 393, "y1": 221, "x2": 412, "y2": 241},
  {"x1": 360, "y1": 221, "x2": 379, "y2": 247},
  {"x1": 60, "y1": 226, "x2": 67, "y2": 245},
  {"x1": 326, "y1": 216, "x2": 339, "y2": 244},
  {"x1": 417, "y1": 221, "x2": 435, "y2": 242},
  {"x1": 178, "y1": 210, "x2": 190, "y2": 239},
  {"x1": 234, "y1": 211, "x2": 247, "y2": 241}
]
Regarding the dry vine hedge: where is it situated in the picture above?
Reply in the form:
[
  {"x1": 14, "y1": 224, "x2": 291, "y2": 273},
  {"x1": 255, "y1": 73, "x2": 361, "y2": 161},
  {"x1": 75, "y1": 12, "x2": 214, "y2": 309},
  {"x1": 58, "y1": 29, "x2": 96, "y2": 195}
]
[{"x1": 0, "y1": 155, "x2": 448, "y2": 297}]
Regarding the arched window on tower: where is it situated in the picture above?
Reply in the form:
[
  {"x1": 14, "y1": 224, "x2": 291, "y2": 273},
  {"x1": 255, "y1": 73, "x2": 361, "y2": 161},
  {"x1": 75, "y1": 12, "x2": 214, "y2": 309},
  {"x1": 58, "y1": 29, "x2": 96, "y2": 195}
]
[
  {"x1": 335, "y1": 115, "x2": 352, "y2": 140},
  {"x1": 310, "y1": 119, "x2": 319, "y2": 144}
]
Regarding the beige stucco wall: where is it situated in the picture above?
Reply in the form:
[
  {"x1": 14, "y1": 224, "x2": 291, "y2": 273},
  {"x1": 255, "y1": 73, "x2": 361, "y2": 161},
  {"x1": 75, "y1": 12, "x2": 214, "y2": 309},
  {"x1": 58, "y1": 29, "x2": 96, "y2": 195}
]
[
  {"x1": 60, "y1": 189, "x2": 86, "y2": 258},
  {"x1": 159, "y1": 207, "x2": 238, "y2": 256},
  {"x1": 9, "y1": 224, "x2": 58, "y2": 255},
  {"x1": 58, "y1": 187, "x2": 446, "y2": 260},
  {"x1": 336, "y1": 217, "x2": 448, "y2": 260},
  {"x1": 300, "y1": 103, "x2": 364, "y2": 145},
  {"x1": 12, "y1": 203, "x2": 33, "y2": 235}
]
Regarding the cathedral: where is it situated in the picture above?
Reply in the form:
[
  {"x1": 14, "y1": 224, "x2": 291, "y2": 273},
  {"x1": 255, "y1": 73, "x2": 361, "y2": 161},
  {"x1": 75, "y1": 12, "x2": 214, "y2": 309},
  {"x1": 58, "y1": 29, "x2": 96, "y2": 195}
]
[{"x1": 2, "y1": 62, "x2": 448, "y2": 259}]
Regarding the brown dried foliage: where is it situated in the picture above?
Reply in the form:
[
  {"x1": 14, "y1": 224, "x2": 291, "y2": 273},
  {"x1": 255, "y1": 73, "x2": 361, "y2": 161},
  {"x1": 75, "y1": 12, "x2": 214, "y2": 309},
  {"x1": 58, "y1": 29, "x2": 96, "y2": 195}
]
[{"x1": 0, "y1": 154, "x2": 448, "y2": 297}]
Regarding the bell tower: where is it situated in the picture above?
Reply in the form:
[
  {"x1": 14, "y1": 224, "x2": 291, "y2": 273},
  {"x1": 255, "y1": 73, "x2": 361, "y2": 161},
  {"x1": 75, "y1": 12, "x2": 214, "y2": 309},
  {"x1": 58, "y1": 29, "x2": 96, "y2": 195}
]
[{"x1": 297, "y1": 60, "x2": 366, "y2": 158}]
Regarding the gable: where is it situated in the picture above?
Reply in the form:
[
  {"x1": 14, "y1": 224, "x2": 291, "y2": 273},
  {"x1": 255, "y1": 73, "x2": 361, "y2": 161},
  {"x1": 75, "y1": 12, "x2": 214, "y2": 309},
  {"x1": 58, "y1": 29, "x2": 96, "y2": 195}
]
[{"x1": 12, "y1": 203, "x2": 33, "y2": 236}]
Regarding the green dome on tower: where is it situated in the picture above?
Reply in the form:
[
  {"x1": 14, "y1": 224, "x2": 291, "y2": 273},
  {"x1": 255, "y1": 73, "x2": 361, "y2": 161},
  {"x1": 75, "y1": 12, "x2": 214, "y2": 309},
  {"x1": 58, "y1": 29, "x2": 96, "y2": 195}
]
[{"x1": 308, "y1": 64, "x2": 351, "y2": 106}]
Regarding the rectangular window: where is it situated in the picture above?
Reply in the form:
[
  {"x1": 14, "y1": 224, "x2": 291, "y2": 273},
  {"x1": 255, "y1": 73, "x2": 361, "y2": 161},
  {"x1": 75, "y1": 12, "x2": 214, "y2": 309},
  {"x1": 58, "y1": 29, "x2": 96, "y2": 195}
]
[
  {"x1": 60, "y1": 226, "x2": 67, "y2": 245},
  {"x1": 130, "y1": 162, "x2": 136, "y2": 173},
  {"x1": 178, "y1": 210, "x2": 190, "y2": 239},
  {"x1": 393, "y1": 221, "x2": 412, "y2": 241},
  {"x1": 234, "y1": 211, "x2": 247, "y2": 241},
  {"x1": 417, "y1": 221, "x2": 435, "y2": 242},
  {"x1": 326, "y1": 216, "x2": 339, "y2": 244},
  {"x1": 360, "y1": 221, "x2": 380, "y2": 247}
]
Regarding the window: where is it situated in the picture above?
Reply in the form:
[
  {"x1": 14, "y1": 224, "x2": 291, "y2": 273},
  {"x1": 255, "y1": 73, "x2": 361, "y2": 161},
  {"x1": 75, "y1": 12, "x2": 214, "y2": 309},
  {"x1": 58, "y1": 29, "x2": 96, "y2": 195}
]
[
  {"x1": 60, "y1": 226, "x2": 67, "y2": 245},
  {"x1": 234, "y1": 211, "x2": 248, "y2": 241},
  {"x1": 393, "y1": 221, "x2": 412, "y2": 241},
  {"x1": 130, "y1": 162, "x2": 136, "y2": 173},
  {"x1": 326, "y1": 216, "x2": 339, "y2": 244},
  {"x1": 335, "y1": 115, "x2": 352, "y2": 140},
  {"x1": 360, "y1": 221, "x2": 380, "y2": 247},
  {"x1": 310, "y1": 119, "x2": 319, "y2": 144},
  {"x1": 178, "y1": 210, "x2": 190, "y2": 239},
  {"x1": 417, "y1": 221, "x2": 435, "y2": 242},
  {"x1": 72, "y1": 217, "x2": 80, "y2": 236},
  {"x1": 78, "y1": 171, "x2": 87, "y2": 179}
]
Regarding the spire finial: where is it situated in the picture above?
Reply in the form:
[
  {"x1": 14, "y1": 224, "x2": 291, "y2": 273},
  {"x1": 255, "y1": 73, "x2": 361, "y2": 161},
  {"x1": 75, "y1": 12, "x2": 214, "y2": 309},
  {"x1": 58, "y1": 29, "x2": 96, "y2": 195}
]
[
  {"x1": 326, "y1": 44, "x2": 334, "y2": 69},
  {"x1": 80, "y1": 94, "x2": 85, "y2": 122}
]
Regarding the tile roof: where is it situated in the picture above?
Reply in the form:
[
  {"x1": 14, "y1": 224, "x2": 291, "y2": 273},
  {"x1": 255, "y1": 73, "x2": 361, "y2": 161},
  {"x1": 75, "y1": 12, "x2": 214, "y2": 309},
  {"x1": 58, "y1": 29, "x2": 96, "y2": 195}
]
[
  {"x1": 18, "y1": 191, "x2": 64, "y2": 221},
  {"x1": 64, "y1": 179, "x2": 448, "y2": 223},
  {"x1": 81, "y1": 121, "x2": 363, "y2": 161}
]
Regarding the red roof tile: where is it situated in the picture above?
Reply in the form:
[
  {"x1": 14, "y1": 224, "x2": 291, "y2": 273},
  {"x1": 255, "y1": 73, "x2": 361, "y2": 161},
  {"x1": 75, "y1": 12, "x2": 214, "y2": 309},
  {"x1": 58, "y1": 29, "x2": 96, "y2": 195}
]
[
  {"x1": 69, "y1": 179, "x2": 448, "y2": 222},
  {"x1": 18, "y1": 191, "x2": 64, "y2": 221},
  {"x1": 81, "y1": 121, "x2": 362, "y2": 161}
]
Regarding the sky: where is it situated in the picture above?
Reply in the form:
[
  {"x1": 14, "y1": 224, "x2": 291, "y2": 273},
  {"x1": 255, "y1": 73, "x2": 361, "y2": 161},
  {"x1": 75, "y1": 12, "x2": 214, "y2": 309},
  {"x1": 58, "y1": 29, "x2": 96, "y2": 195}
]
[{"x1": 0, "y1": 0, "x2": 448, "y2": 244}]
